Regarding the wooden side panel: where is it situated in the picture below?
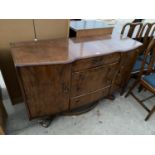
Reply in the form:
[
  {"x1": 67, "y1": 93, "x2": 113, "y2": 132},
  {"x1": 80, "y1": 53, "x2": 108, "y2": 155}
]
[
  {"x1": 71, "y1": 62, "x2": 120, "y2": 97},
  {"x1": 0, "y1": 89, "x2": 7, "y2": 135},
  {"x1": 0, "y1": 50, "x2": 23, "y2": 104},
  {"x1": 18, "y1": 64, "x2": 71, "y2": 119}
]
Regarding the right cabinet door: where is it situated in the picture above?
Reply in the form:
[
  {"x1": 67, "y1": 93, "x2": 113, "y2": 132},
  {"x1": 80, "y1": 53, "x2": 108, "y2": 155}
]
[{"x1": 111, "y1": 49, "x2": 138, "y2": 93}]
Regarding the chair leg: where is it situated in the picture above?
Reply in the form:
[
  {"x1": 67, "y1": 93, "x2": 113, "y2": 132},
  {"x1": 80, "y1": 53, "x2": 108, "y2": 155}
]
[
  {"x1": 138, "y1": 84, "x2": 143, "y2": 92},
  {"x1": 145, "y1": 105, "x2": 155, "y2": 121},
  {"x1": 125, "y1": 80, "x2": 139, "y2": 98}
]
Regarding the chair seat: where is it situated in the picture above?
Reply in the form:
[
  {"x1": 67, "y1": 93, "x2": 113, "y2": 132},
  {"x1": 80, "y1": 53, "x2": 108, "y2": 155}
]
[
  {"x1": 142, "y1": 73, "x2": 155, "y2": 88},
  {"x1": 138, "y1": 54, "x2": 155, "y2": 67},
  {"x1": 138, "y1": 55, "x2": 151, "y2": 64},
  {"x1": 132, "y1": 59, "x2": 148, "y2": 73}
]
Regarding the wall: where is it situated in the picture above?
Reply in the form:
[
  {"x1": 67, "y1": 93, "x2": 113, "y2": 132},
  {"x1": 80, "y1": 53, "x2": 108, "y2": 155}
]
[
  {"x1": 34, "y1": 19, "x2": 69, "y2": 40},
  {"x1": 0, "y1": 19, "x2": 69, "y2": 104}
]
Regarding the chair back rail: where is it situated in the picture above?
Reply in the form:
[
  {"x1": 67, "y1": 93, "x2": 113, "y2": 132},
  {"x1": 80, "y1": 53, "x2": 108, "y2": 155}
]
[
  {"x1": 121, "y1": 22, "x2": 143, "y2": 39},
  {"x1": 150, "y1": 24, "x2": 155, "y2": 36},
  {"x1": 139, "y1": 23, "x2": 155, "y2": 44}
]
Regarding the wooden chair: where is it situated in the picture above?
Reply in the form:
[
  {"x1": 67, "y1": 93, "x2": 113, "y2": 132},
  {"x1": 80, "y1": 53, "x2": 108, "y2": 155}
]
[
  {"x1": 131, "y1": 23, "x2": 155, "y2": 75},
  {"x1": 125, "y1": 38, "x2": 155, "y2": 121},
  {"x1": 138, "y1": 22, "x2": 155, "y2": 45},
  {"x1": 121, "y1": 22, "x2": 143, "y2": 39},
  {"x1": 119, "y1": 23, "x2": 143, "y2": 95}
]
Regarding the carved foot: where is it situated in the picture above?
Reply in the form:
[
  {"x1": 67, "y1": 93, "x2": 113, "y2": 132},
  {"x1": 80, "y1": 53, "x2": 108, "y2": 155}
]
[
  {"x1": 107, "y1": 94, "x2": 115, "y2": 100},
  {"x1": 38, "y1": 117, "x2": 55, "y2": 128}
]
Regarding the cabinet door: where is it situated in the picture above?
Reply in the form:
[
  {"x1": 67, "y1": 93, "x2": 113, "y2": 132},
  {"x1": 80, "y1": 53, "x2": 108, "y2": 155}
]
[
  {"x1": 111, "y1": 50, "x2": 138, "y2": 93},
  {"x1": 18, "y1": 64, "x2": 71, "y2": 119}
]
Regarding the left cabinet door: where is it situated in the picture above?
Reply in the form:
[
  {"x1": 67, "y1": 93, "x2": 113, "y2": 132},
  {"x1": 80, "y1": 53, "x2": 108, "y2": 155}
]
[{"x1": 17, "y1": 64, "x2": 71, "y2": 119}]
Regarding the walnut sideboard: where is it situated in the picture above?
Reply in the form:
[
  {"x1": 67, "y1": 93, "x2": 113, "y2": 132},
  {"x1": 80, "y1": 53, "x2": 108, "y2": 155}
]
[{"x1": 11, "y1": 36, "x2": 142, "y2": 121}]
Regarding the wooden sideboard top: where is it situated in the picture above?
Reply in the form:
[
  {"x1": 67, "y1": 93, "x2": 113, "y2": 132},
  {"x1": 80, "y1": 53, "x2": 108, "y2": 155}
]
[
  {"x1": 11, "y1": 35, "x2": 142, "y2": 66},
  {"x1": 70, "y1": 20, "x2": 114, "y2": 31}
]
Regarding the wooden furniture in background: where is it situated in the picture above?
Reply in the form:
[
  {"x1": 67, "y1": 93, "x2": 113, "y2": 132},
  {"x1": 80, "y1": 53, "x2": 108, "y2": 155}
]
[
  {"x1": 125, "y1": 38, "x2": 155, "y2": 121},
  {"x1": 0, "y1": 87, "x2": 7, "y2": 134},
  {"x1": 11, "y1": 36, "x2": 142, "y2": 121},
  {"x1": 0, "y1": 19, "x2": 69, "y2": 105},
  {"x1": 138, "y1": 23, "x2": 155, "y2": 45},
  {"x1": 132, "y1": 19, "x2": 144, "y2": 23},
  {"x1": 69, "y1": 20, "x2": 114, "y2": 38},
  {"x1": 121, "y1": 22, "x2": 143, "y2": 39},
  {"x1": 130, "y1": 23, "x2": 155, "y2": 75}
]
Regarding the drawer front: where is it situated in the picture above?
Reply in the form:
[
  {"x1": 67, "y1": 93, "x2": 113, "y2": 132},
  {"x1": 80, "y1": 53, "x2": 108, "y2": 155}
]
[
  {"x1": 70, "y1": 87, "x2": 110, "y2": 110},
  {"x1": 71, "y1": 62, "x2": 119, "y2": 97},
  {"x1": 72, "y1": 53, "x2": 120, "y2": 72}
]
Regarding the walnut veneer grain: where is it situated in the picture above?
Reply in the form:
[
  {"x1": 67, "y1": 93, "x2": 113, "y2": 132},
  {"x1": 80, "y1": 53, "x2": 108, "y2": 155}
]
[{"x1": 11, "y1": 36, "x2": 142, "y2": 119}]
